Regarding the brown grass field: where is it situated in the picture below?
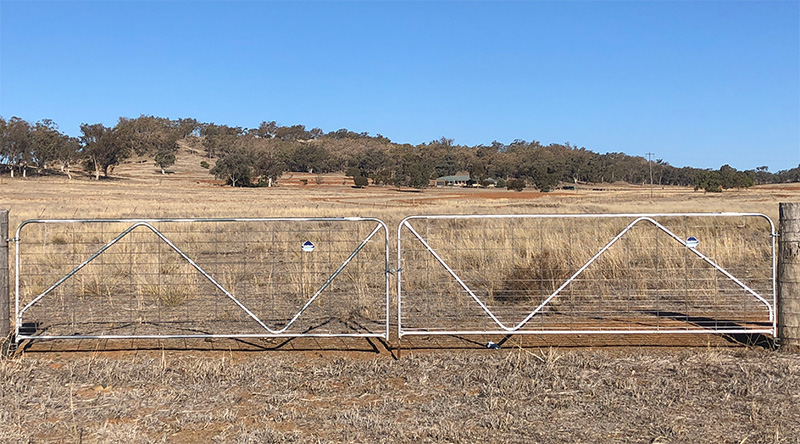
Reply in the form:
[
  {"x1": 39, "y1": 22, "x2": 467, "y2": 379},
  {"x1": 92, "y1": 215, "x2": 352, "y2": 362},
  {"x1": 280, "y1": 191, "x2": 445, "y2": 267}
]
[{"x1": 1, "y1": 149, "x2": 799, "y2": 443}]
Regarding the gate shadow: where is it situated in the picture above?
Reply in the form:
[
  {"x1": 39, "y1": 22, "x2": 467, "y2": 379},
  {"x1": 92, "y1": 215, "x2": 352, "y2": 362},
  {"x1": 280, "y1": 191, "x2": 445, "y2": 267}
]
[
  {"x1": 14, "y1": 318, "x2": 392, "y2": 355},
  {"x1": 638, "y1": 310, "x2": 775, "y2": 349}
]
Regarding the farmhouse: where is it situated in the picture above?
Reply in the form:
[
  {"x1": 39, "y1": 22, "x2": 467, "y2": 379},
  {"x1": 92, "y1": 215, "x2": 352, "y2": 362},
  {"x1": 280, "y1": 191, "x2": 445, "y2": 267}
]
[{"x1": 434, "y1": 174, "x2": 470, "y2": 187}]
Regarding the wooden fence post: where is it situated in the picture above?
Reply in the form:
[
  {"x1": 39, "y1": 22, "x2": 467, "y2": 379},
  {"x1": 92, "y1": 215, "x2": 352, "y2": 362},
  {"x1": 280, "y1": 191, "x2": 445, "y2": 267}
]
[
  {"x1": 1, "y1": 209, "x2": 9, "y2": 353},
  {"x1": 778, "y1": 203, "x2": 800, "y2": 349}
]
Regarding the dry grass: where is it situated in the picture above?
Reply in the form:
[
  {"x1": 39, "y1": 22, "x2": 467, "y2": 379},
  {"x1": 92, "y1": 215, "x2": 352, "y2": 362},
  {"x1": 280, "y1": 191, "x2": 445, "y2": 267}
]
[
  {"x1": 1, "y1": 347, "x2": 799, "y2": 443},
  {"x1": 1, "y1": 154, "x2": 799, "y2": 442},
  {"x1": 0, "y1": 145, "x2": 794, "y2": 230}
]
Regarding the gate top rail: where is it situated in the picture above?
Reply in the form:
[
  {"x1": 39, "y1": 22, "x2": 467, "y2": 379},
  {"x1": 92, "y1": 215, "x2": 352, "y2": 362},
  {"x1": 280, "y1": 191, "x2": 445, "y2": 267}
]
[
  {"x1": 399, "y1": 212, "x2": 775, "y2": 231},
  {"x1": 17, "y1": 216, "x2": 384, "y2": 232}
]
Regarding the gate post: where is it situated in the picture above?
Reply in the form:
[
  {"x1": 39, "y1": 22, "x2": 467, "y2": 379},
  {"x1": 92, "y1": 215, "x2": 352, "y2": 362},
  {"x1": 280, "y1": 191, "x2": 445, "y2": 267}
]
[
  {"x1": 1, "y1": 209, "x2": 9, "y2": 353},
  {"x1": 778, "y1": 203, "x2": 800, "y2": 349}
]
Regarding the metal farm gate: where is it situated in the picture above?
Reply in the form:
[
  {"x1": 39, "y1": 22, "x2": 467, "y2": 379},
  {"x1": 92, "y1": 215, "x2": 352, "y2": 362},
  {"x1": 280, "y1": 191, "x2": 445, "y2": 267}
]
[
  {"x1": 15, "y1": 218, "x2": 390, "y2": 342},
  {"x1": 12, "y1": 213, "x2": 778, "y2": 346},
  {"x1": 397, "y1": 214, "x2": 776, "y2": 338}
]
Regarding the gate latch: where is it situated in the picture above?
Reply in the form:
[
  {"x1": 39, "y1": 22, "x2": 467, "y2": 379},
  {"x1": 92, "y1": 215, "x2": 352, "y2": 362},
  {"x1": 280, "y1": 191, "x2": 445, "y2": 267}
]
[{"x1": 4, "y1": 237, "x2": 18, "y2": 243}]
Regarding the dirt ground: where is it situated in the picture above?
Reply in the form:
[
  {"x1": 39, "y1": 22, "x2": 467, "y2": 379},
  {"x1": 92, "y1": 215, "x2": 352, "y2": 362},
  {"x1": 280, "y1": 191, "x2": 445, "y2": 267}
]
[
  {"x1": 2, "y1": 344, "x2": 799, "y2": 443},
  {"x1": 1, "y1": 152, "x2": 799, "y2": 443}
]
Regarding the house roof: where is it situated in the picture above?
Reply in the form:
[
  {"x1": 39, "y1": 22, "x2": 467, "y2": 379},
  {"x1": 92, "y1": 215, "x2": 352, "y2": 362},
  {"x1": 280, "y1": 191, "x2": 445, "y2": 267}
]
[{"x1": 436, "y1": 174, "x2": 470, "y2": 182}]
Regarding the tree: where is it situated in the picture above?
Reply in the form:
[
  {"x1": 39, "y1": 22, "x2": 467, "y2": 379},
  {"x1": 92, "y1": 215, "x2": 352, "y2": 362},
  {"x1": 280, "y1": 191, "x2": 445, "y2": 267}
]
[
  {"x1": 371, "y1": 169, "x2": 393, "y2": 186},
  {"x1": 355, "y1": 148, "x2": 391, "y2": 177},
  {"x1": 353, "y1": 175, "x2": 369, "y2": 188},
  {"x1": 394, "y1": 152, "x2": 434, "y2": 189},
  {"x1": 252, "y1": 141, "x2": 286, "y2": 187},
  {"x1": 30, "y1": 119, "x2": 63, "y2": 173},
  {"x1": 754, "y1": 166, "x2": 771, "y2": 185},
  {"x1": 253, "y1": 120, "x2": 278, "y2": 138},
  {"x1": 4, "y1": 117, "x2": 32, "y2": 177},
  {"x1": 288, "y1": 144, "x2": 329, "y2": 173},
  {"x1": 210, "y1": 148, "x2": 254, "y2": 187},
  {"x1": 275, "y1": 124, "x2": 311, "y2": 142},
  {"x1": 507, "y1": 178, "x2": 525, "y2": 192},
  {"x1": 115, "y1": 116, "x2": 181, "y2": 158},
  {"x1": 694, "y1": 170, "x2": 722, "y2": 193},
  {"x1": 201, "y1": 123, "x2": 243, "y2": 158},
  {"x1": 154, "y1": 149, "x2": 176, "y2": 174},
  {"x1": 0, "y1": 117, "x2": 6, "y2": 163},
  {"x1": 175, "y1": 118, "x2": 201, "y2": 138},
  {"x1": 775, "y1": 164, "x2": 800, "y2": 183},
  {"x1": 53, "y1": 136, "x2": 81, "y2": 179},
  {"x1": 468, "y1": 160, "x2": 489, "y2": 184},
  {"x1": 80, "y1": 123, "x2": 129, "y2": 180}
]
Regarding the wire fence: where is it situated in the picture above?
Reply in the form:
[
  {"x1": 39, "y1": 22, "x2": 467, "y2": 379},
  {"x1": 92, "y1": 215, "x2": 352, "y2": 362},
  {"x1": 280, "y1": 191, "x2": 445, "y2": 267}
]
[
  {"x1": 15, "y1": 218, "x2": 390, "y2": 341},
  {"x1": 397, "y1": 214, "x2": 776, "y2": 337}
]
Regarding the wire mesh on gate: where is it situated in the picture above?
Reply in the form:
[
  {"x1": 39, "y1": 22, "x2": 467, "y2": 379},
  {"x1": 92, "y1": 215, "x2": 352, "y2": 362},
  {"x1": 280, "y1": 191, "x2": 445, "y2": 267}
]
[
  {"x1": 397, "y1": 214, "x2": 776, "y2": 337},
  {"x1": 16, "y1": 218, "x2": 390, "y2": 341}
]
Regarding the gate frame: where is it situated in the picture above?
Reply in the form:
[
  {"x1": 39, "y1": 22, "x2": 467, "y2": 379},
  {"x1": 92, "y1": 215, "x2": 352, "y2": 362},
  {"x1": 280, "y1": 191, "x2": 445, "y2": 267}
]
[
  {"x1": 397, "y1": 213, "x2": 777, "y2": 339},
  {"x1": 15, "y1": 217, "x2": 391, "y2": 343}
]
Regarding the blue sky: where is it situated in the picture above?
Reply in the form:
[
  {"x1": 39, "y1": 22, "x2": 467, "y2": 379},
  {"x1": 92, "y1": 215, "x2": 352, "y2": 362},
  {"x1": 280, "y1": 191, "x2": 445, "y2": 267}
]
[{"x1": 1, "y1": 1, "x2": 798, "y2": 171}]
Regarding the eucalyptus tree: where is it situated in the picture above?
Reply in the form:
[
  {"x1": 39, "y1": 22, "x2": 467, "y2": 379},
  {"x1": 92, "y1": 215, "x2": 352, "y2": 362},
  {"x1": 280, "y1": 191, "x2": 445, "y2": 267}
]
[
  {"x1": 80, "y1": 123, "x2": 129, "y2": 180},
  {"x1": 30, "y1": 119, "x2": 65, "y2": 173},
  {"x1": 3, "y1": 117, "x2": 32, "y2": 177},
  {"x1": 209, "y1": 147, "x2": 254, "y2": 187}
]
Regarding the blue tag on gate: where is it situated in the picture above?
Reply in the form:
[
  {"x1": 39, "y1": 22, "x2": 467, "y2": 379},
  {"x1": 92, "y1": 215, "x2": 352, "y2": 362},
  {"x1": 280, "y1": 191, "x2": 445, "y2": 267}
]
[
  {"x1": 685, "y1": 236, "x2": 699, "y2": 248},
  {"x1": 302, "y1": 241, "x2": 315, "y2": 252}
]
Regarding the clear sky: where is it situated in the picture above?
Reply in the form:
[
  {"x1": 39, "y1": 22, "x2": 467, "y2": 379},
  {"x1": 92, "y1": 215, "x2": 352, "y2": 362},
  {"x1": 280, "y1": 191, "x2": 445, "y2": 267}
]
[{"x1": 1, "y1": 1, "x2": 798, "y2": 171}]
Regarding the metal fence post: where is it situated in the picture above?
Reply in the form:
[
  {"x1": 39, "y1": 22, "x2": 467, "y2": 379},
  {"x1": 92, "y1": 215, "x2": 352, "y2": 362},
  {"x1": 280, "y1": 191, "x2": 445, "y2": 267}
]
[
  {"x1": 778, "y1": 203, "x2": 800, "y2": 349},
  {"x1": 1, "y1": 209, "x2": 9, "y2": 353}
]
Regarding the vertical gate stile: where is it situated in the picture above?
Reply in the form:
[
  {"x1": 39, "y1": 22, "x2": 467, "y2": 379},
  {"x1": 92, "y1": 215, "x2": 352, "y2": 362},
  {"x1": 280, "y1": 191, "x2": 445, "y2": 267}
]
[{"x1": 0, "y1": 209, "x2": 9, "y2": 348}]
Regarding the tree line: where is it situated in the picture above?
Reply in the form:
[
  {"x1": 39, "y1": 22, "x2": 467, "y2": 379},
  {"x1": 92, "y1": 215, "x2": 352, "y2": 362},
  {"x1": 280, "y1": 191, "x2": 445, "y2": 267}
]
[{"x1": 2, "y1": 115, "x2": 798, "y2": 191}]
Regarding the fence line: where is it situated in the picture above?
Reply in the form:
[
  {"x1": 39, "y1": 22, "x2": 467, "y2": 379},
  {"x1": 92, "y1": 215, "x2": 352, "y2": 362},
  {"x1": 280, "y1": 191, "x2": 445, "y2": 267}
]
[{"x1": 8, "y1": 212, "x2": 782, "y2": 347}]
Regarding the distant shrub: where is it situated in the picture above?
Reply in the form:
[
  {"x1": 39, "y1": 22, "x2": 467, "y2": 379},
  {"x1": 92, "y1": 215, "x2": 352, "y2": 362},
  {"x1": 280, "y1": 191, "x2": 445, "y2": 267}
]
[
  {"x1": 345, "y1": 167, "x2": 361, "y2": 177},
  {"x1": 200, "y1": 161, "x2": 210, "y2": 169},
  {"x1": 507, "y1": 178, "x2": 525, "y2": 192},
  {"x1": 353, "y1": 175, "x2": 369, "y2": 188},
  {"x1": 495, "y1": 178, "x2": 507, "y2": 188}
]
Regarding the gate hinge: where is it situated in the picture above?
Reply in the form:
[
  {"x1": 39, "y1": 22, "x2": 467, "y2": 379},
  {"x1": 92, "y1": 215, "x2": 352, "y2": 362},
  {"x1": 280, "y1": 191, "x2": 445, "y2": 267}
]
[
  {"x1": 387, "y1": 268, "x2": 402, "y2": 275},
  {"x1": 4, "y1": 237, "x2": 18, "y2": 243}
]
